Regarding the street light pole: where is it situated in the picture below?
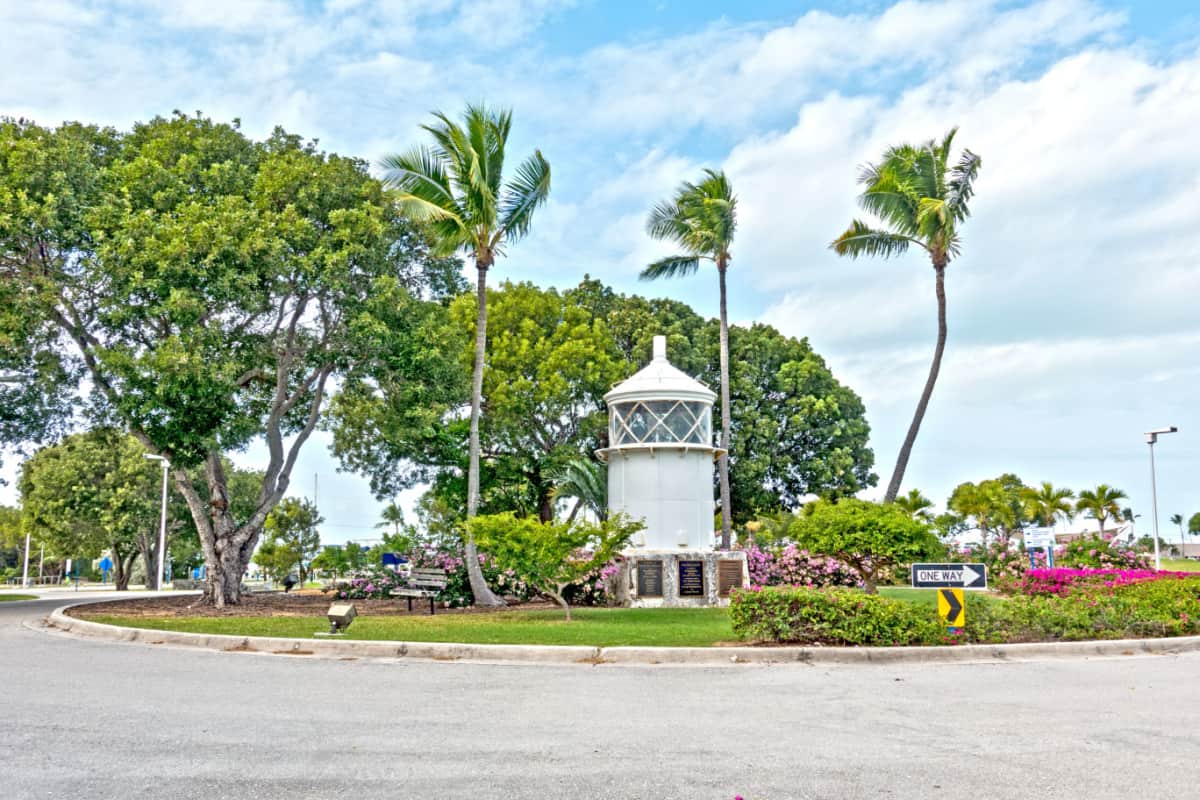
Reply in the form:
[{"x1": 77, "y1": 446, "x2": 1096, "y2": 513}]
[
  {"x1": 143, "y1": 453, "x2": 171, "y2": 591},
  {"x1": 1145, "y1": 427, "x2": 1178, "y2": 572},
  {"x1": 21, "y1": 532, "x2": 31, "y2": 588}
]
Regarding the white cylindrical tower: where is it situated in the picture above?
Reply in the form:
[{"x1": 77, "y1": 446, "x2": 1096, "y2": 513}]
[{"x1": 599, "y1": 335, "x2": 719, "y2": 552}]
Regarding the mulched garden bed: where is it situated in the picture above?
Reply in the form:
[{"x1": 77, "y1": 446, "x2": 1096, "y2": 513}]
[{"x1": 67, "y1": 591, "x2": 556, "y2": 619}]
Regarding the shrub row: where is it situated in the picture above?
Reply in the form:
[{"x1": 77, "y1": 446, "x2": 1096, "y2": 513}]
[
  {"x1": 729, "y1": 586, "x2": 947, "y2": 646},
  {"x1": 731, "y1": 579, "x2": 1200, "y2": 646}
]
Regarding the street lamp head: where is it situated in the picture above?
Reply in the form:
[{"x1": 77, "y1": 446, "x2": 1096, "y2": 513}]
[
  {"x1": 142, "y1": 453, "x2": 170, "y2": 467},
  {"x1": 1145, "y1": 426, "x2": 1178, "y2": 445}
]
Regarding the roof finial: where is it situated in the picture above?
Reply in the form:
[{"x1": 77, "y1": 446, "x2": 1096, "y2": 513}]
[{"x1": 652, "y1": 335, "x2": 667, "y2": 361}]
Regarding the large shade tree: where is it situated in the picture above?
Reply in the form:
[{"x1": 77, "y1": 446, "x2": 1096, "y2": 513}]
[
  {"x1": 641, "y1": 169, "x2": 738, "y2": 548},
  {"x1": 0, "y1": 114, "x2": 462, "y2": 606},
  {"x1": 18, "y1": 430, "x2": 167, "y2": 590},
  {"x1": 832, "y1": 129, "x2": 981, "y2": 502},
  {"x1": 380, "y1": 105, "x2": 550, "y2": 607}
]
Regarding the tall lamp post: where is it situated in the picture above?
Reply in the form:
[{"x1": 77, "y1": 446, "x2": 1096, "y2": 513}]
[
  {"x1": 143, "y1": 453, "x2": 171, "y2": 591},
  {"x1": 1145, "y1": 426, "x2": 1178, "y2": 571}
]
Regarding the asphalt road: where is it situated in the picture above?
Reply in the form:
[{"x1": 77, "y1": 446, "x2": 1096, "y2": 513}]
[{"x1": 2, "y1": 592, "x2": 1198, "y2": 800}]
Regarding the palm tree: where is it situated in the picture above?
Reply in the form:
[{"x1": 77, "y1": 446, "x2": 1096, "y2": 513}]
[
  {"x1": 641, "y1": 169, "x2": 738, "y2": 548},
  {"x1": 381, "y1": 105, "x2": 551, "y2": 607},
  {"x1": 549, "y1": 458, "x2": 607, "y2": 523},
  {"x1": 1074, "y1": 484, "x2": 1127, "y2": 537},
  {"x1": 895, "y1": 488, "x2": 934, "y2": 523},
  {"x1": 831, "y1": 129, "x2": 981, "y2": 503},
  {"x1": 1023, "y1": 482, "x2": 1075, "y2": 527},
  {"x1": 374, "y1": 501, "x2": 405, "y2": 536},
  {"x1": 1170, "y1": 513, "x2": 1185, "y2": 557}
]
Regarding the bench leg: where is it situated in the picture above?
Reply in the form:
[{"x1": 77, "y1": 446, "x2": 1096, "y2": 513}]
[
  {"x1": 407, "y1": 597, "x2": 413, "y2": 613},
  {"x1": 429, "y1": 597, "x2": 435, "y2": 616}
]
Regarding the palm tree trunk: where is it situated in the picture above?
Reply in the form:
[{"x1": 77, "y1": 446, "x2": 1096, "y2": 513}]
[
  {"x1": 885, "y1": 261, "x2": 947, "y2": 503},
  {"x1": 465, "y1": 260, "x2": 504, "y2": 607},
  {"x1": 717, "y1": 262, "x2": 733, "y2": 550}
]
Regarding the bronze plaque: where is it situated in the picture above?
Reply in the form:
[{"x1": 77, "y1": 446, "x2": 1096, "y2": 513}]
[
  {"x1": 718, "y1": 559, "x2": 744, "y2": 596},
  {"x1": 678, "y1": 560, "x2": 705, "y2": 597},
  {"x1": 636, "y1": 561, "x2": 663, "y2": 597}
]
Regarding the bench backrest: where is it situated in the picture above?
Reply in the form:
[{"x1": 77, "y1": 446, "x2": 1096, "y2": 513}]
[{"x1": 409, "y1": 568, "x2": 448, "y2": 589}]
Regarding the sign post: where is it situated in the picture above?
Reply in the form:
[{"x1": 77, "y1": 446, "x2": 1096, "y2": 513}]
[{"x1": 1024, "y1": 527, "x2": 1055, "y2": 567}]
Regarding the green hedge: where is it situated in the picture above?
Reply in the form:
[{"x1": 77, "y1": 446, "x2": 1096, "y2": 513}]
[
  {"x1": 732, "y1": 579, "x2": 1200, "y2": 647},
  {"x1": 730, "y1": 586, "x2": 946, "y2": 646},
  {"x1": 966, "y1": 576, "x2": 1200, "y2": 643}
]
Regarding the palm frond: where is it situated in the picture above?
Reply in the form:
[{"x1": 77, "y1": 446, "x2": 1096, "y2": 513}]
[
  {"x1": 946, "y1": 148, "x2": 981, "y2": 220},
  {"x1": 640, "y1": 255, "x2": 701, "y2": 280},
  {"x1": 830, "y1": 220, "x2": 923, "y2": 259},
  {"x1": 499, "y1": 149, "x2": 551, "y2": 242}
]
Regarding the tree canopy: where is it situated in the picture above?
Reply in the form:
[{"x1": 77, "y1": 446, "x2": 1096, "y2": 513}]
[
  {"x1": 0, "y1": 113, "x2": 463, "y2": 605},
  {"x1": 331, "y1": 278, "x2": 876, "y2": 529}
]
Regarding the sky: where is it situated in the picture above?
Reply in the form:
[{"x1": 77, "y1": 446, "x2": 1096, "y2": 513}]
[{"x1": 2, "y1": 0, "x2": 1199, "y2": 545}]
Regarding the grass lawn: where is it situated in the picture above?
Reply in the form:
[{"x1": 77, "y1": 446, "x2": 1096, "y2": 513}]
[
  {"x1": 1160, "y1": 559, "x2": 1200, "y2": 573},
  {"x1": 84, "y1": 588, "x2": 984, "y2": 647},
  {"x1": 86, "y1": 607, "x2": 738, "y2": 647},
  {"x1": 0, "y1": 594, "x2": 37, "y2": 602}
]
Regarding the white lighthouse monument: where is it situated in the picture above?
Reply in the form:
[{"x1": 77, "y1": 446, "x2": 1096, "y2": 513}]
[{"x1": 599, "y1": 335, "x2": 747, "y2": 606}]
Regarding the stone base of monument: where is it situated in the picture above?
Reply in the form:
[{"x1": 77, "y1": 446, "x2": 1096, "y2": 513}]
[{"x1": 615, "y1": 550, "x2": 749, "y2": 608}]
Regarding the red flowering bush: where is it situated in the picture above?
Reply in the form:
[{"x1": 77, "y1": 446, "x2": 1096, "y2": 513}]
[
  {"x1": 1016, "y1": 568, "x2": 1193, "y2": 597},
  {"x1": 739, "y1": 544, "x2": 861, "y2": 589},
  {"x1": 1056, "y1": 537, "x2": 1150, "y2": 570}
]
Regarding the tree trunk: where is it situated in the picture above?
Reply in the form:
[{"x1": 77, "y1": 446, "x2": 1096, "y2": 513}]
[
  {"x1": 885, "y1": 261, "x2": 948, "y2": 503},
  {"x1": 551, "y1": 588, "x2": 572, "y2": 621},
  {"x1": 111, "y1": 548, "x2": 135, "y2": 591},
  {"x1": 464, "y1": 259, "x2": 504, "y2": 607},
  {"x1": 716, "y1": 262, "x2": 733, "y2": 550},
  {"x1": 140, "y1": 542, "x2": 158, "y2": 590}
]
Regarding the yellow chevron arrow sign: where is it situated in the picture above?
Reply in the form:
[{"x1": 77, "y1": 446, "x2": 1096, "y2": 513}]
[{"x1": 938, "y1": 588, "x2": 965, "y2": 627}]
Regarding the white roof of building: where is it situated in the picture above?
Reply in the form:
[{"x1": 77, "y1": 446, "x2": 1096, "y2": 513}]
[{"x1": 605, "y1": 336, "x2": 716, "y2": 403}]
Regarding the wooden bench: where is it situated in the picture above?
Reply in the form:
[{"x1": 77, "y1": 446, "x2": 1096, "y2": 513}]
[{"x1": 389, "y1": 568, "x2": 448, "y2": 615}]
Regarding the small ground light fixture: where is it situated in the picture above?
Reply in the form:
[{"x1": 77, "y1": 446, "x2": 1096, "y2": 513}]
[{"x1": 321, "y1": 602, "x2": 357, "y2": 636}]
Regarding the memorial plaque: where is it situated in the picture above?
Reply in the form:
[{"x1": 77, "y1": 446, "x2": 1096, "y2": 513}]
[
  {"x1": 678, "y1": 560, "x2": 705, "y2": 597},
  {"x1": 717, "y1": 559, "x2": 744, "y2": 596},
  {"x1": 636, "y1": 560, "x2": 663, "y2": 597}
]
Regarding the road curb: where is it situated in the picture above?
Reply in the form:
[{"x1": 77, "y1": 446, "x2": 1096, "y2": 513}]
[{"x1": 44, "y1": 604, "x2": 1200, "y2": 667}]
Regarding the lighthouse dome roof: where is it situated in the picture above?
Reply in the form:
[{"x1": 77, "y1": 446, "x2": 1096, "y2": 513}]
[{"x1": 604, "y1": 336, "x2": 716, "y2": 404}]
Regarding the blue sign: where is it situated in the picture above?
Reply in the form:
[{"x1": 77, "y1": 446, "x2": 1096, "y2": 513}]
[
  {"x1": 381, "y1": 552, "x2": 407, "y2": 567},
  {"x1": 98, "y1": 557, "x2": 113, "y2": 572}
]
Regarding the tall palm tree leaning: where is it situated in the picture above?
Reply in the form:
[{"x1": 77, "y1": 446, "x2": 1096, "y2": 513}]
[
  {"x1": 641, "y1": 169, "x2": 738, "y2": 549},
  {"x1": 832, "y1": 129, "x2": 981, "y2": 503},
  {"x1": 381, "y1": 105, "x2": 551, "y2": 607},
  {"x1": 1074, "y1": 484, "x2": 1128, "y2": 537}
]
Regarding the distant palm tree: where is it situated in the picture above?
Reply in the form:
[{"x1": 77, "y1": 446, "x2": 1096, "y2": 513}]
[
  {"x1": 381, "y1": 105, "x2": 551, "y2": 607},
  {"x1": 1075, "y1": 485, "x2": 1128, "y2": 536},
  {"x1": 1170, "y1": 513, "x2": 1185, "y2": 556},
  {"x1": 375, "y1": 501, "x2": 405, "y2": 536},
  {"x1": 641, "y1": 169, "x2": 738, "y2": 549},
  {"x1": 1023, "y1": 482, "x2": 1075, "y2": 527},
  {"x1": 832, "y1": 129, "x2": 981, "y2": 503},
  {"x1": 550, "y1": 458, "x2": 607, "y2": 523},
  {"x1": 895, "y1": 488, "x2": 934, "y2": 523}
]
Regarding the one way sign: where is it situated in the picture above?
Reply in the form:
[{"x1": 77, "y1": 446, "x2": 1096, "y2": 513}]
[{"x1": 911, "y1": 563, "x2": 988, "y2": 589}]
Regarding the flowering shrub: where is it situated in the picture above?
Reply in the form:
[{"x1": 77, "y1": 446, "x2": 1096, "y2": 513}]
[
  {"x1": 730, "y1": 585, "x2": 946, "y2": 645},
  {"x1": 1016, "y1": 568, "x2": 1193, "y2": 597},
  {"x1": 1055, "y1": 537, "x2": 1150, "y2": 570},
  {"x1": 562, "y1": 559, "x2": 624, "y2": 607},
  {"x1": 740, "y1": 544, "x2": 861, "y2": 589},
  {"x1": 966, "y1": 577, "x2": 1200, "y2": 642},
  {"x1": 324, "y1": 552, "x2": 538, "y2": 607}
]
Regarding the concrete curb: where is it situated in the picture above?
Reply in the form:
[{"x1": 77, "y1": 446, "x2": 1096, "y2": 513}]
[{"x1": 44, "y1": 603, "x2": 1200, "y2": 667}]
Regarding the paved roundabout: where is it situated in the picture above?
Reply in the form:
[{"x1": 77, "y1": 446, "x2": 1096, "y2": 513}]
[{"x1": 3, "y1": 591, "x2": 1200, "y2": 799}]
